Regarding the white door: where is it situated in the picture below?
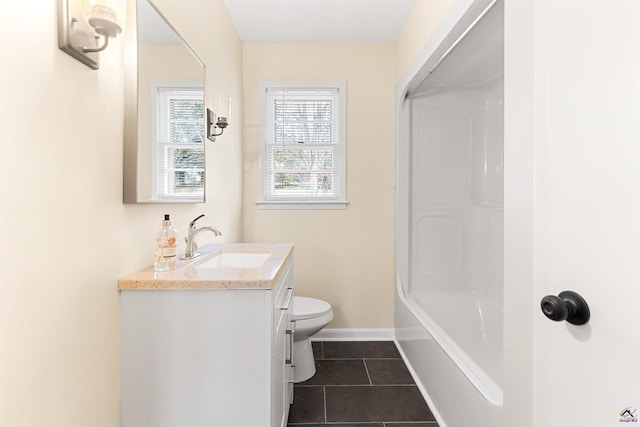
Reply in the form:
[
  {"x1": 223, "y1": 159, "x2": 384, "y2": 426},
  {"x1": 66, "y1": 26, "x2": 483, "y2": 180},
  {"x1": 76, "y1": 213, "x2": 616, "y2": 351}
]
[{"x1": 511, "y1": 1, "x2": 640, "y2": 425}]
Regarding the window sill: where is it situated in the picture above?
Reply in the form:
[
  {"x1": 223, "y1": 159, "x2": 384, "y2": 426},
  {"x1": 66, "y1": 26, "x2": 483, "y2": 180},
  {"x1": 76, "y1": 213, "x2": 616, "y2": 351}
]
[{"x1": 256, "y1": 201, "x2": 349, "y2": 210}]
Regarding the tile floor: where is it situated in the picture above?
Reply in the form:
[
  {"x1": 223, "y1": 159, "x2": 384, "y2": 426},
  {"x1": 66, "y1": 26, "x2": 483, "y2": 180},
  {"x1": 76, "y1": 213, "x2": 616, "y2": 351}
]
[{"x1": 287, "y1": 341, "x2": 439, "y2": 427}]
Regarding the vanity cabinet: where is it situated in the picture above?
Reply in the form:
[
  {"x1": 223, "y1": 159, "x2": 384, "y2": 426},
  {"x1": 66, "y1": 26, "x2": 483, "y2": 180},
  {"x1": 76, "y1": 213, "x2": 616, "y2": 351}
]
[
  {"x1": 120, "y1": 251, "x2": 294, "y2": 427},
  {"x1": 271, "y1": 259, "x2": 295, "y2": 427}
]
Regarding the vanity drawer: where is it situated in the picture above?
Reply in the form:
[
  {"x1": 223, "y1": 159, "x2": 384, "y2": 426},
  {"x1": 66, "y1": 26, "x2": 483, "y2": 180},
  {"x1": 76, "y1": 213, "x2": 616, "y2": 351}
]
[
  {"x1": 274, "y1": 260, "x2": 293, "y2": 324},
  {"x1": 273, "y1": 259, "x2": 293, "y2": 304}
]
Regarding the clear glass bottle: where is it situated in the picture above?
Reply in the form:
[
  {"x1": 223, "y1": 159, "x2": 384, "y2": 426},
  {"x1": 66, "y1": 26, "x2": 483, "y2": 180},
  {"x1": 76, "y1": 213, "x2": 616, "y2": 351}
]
[{"x1": 154, "y1": 214, "x2": 178, "y2": 272}]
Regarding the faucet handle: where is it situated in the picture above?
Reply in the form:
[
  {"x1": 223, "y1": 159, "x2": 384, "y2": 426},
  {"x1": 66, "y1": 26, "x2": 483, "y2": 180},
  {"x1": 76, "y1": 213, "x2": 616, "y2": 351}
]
[{"x1": 189, "y1": 214, "x2": 205, "y2": 228}]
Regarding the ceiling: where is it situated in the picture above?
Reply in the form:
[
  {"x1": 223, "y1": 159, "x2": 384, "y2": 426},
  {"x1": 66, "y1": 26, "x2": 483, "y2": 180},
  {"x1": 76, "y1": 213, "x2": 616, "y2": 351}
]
[{"x1": 222, "y1": 0, "x2": 416, "y2": 43}]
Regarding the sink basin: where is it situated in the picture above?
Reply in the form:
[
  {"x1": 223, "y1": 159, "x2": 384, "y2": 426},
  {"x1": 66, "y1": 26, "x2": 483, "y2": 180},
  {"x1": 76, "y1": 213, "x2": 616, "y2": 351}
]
[{"x1": 196, "y1": 252, "x2": 271, "y2": 269}]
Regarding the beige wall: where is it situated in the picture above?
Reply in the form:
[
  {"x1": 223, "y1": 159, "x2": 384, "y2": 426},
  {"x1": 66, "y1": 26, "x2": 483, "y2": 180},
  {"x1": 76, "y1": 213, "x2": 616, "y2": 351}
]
[
  {"x1": 395, "y1": 0, "x2": 455, "y2": 79},
  {"x1": 239, "y1": 1, "x2": 457, "y2": 330},
  {"x1": 0, "y1": 0, "x2": 242, "y2": 425},
  {"x1": 242, "y1": 44, "x2": 396, "y2": 328}
]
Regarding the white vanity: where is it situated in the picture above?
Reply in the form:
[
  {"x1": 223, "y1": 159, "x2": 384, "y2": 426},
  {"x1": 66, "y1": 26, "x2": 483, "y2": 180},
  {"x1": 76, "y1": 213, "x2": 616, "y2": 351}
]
[{"x1": 118, "y1": 243, "x2": 295, "y2": 427}]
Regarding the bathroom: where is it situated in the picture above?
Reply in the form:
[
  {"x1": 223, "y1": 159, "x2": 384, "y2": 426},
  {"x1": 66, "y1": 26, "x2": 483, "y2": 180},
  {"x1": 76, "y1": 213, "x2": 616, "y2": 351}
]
[{"x1": 2, "y1": 0, "x2": 640, "y2": 426}]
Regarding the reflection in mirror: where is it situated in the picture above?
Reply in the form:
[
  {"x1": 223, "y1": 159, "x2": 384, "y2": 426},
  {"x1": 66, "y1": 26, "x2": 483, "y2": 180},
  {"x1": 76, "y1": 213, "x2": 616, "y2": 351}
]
[{"x1": 124, "y1": 0, "x2": 206, "y2": 203}]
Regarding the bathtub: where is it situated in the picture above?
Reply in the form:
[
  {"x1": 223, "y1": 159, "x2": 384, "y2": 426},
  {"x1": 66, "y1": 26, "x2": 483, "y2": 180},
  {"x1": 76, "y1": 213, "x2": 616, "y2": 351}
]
[
  {"x1": 394, "y1": 284, "x2": 503, "y2": 426},
  {"x1": 394, "y1": 1, "x2": 504, "y2": 426},
  {"x1": 409, "y1": 291, "x2": 502, "y2": 392}
]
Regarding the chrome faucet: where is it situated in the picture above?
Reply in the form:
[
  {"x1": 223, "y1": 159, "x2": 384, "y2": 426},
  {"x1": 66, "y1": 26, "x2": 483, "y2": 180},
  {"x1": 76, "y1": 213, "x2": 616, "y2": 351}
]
[{"x1": 180, "y1": 214, "x2": 222, "y2": 260}]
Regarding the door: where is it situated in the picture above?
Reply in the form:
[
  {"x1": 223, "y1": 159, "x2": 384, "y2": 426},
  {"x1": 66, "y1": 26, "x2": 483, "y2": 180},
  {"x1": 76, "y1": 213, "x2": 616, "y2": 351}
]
[{"x1": 507, "y1": 1, "x2": 640, "y2": 426}]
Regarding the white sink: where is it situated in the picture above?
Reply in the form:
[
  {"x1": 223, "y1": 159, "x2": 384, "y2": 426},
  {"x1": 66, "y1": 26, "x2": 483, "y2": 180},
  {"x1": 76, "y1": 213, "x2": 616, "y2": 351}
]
[{"x1": 196, "y1": 252, "x2": 271, "y2": 269}]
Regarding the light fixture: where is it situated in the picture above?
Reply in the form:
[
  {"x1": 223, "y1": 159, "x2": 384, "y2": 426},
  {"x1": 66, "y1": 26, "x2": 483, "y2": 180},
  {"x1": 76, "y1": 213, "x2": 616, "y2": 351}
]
[
  {"x1": 207, "y1": 96, "x2": 231, "y2": 142},
  {"x1": 58, "y1": 0, "x2": 126, "y2": 70}
]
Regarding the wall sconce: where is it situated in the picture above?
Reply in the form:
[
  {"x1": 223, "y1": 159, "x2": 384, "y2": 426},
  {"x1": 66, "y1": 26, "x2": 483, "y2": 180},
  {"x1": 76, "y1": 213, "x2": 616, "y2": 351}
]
[
  {"x1": 58, "y1": 0, "x2": 126, "y2": 70},
  {"x1": 207, "y1": 96, "x2": 231, "y2": 142}
]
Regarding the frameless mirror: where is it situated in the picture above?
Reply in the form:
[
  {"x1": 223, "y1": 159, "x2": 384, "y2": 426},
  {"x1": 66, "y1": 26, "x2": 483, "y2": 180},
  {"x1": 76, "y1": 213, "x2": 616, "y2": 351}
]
[{"x1": 124, "y1": 0, "x2": 206, "y2": 203}]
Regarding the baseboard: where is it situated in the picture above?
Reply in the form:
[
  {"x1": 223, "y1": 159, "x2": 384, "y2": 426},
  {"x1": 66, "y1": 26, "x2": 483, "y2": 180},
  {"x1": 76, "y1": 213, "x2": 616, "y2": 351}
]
[{"x1": 311, "y1": 328, "x2": 395, "y2": 341}]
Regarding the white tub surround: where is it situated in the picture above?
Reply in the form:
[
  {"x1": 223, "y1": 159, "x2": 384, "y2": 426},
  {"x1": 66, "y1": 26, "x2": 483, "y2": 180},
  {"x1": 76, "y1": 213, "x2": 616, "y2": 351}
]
[
  {"x1": 395, "y1": 1, "x2": 504, "y2": 426},
  {"x1": 119, "y1": 243, "x2": 295, "y2": 427},
  {"x1": 118, "y1": 242, "x2": 293, "y2": 290}
]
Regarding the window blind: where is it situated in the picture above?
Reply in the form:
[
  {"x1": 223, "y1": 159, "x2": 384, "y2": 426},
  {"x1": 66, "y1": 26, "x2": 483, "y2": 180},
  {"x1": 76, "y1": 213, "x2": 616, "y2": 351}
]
[
  {"x1": 265, "y1": 88, "x2": 341, "y2": 200},
  {"x1": 157, "y1": 88, "x2": 205, "y2": 197}
]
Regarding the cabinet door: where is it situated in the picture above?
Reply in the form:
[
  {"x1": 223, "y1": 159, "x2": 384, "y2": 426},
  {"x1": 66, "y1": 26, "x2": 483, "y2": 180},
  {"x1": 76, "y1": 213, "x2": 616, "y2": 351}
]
[
  {"x1": 271, "y1": 260, "x2": 294, "y2": 427},
  {"x1": 272, "y1": 308, "x2": 287, "y2": 427},
  {"x1": 121, "y1": 290, "x2": 269, "y2": 427},
  {"x1": 286, "y1": 318, "x2": 295, "y2": 406},
  {"x1": 284, "y1": 269, "x2": 295, "y2": 406}
]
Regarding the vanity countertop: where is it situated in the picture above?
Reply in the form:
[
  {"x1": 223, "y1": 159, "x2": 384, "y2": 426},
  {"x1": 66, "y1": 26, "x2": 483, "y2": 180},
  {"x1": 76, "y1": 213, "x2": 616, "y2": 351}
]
[{"x1": 118, "y1": 243, "x2": 293, "y2": 291}]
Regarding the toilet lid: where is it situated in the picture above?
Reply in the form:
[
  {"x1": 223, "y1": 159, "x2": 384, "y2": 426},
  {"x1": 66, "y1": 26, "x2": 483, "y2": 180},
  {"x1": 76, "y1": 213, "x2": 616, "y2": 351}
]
[{"x1": 293, "y1": 296, "x2": 332, "y2": 320}]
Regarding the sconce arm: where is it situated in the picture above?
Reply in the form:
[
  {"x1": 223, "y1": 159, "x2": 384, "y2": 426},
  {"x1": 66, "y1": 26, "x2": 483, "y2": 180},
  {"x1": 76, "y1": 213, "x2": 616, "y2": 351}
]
[{"x1": 83, "y1": 34, "x2": 110, "y2": 53}]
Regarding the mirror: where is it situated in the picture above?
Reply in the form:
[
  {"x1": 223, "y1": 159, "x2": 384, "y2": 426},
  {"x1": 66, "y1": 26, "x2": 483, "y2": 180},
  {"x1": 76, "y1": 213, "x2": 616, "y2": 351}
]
[{"x1": 124, "y1": 0, "x2": 206, "y2": 203}]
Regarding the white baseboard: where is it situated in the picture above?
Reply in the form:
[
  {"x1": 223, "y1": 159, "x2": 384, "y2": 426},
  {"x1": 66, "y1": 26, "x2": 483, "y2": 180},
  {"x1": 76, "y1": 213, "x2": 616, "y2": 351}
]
[{"x1": 311, "y1": 328, "x2": 395, "y2": 341}]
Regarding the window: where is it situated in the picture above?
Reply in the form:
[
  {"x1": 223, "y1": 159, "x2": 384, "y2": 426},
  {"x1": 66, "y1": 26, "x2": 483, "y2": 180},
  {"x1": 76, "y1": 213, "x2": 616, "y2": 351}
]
[
  {"x1": 152, "y1": 81, "x2": 205, "y2": 201},
  {"x1": 258, "y1": 81, "x2": 348, "y2": 209}
]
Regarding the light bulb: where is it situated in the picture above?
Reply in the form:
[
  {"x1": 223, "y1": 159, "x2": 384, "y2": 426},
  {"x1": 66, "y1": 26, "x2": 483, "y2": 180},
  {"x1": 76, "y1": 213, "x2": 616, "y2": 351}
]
[{"x1": 84, "y1": 0, "x2": 125, "y2": 38}]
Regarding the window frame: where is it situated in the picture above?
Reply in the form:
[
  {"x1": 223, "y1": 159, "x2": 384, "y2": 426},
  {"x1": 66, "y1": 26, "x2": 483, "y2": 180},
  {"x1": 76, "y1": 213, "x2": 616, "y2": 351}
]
[
  {"x1": 150, "y1": 80, "x2": 205, "y2": 202},
  {"x1": 257, "y1": 81, "x2": 348, "y2": 210}
]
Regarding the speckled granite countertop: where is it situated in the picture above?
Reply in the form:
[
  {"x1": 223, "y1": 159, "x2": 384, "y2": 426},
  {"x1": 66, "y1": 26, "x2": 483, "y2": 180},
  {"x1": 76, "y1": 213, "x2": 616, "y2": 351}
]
[{"x1": 118, "y1": 243, "x2": 293, "y2": 290}]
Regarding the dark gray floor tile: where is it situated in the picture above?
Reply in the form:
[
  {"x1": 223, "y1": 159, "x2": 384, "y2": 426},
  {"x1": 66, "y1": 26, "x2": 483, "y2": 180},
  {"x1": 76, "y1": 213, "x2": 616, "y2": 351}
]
[
  {"x1": 300, "y1": 360, "x2": 370, "y2": 386},
  {"x1": 385, "y1": 423, "x2": 438, "y2": 426},
  {"x1": 366, "y1": 359, "x2": 415, "y2": 385},
  {"x1": 288, "y1": 386, "x2": 325, "y2": 424},
  {"x1": 323, "y1": 341, "x2": 400, "y2": 359},
  {"x1": 289, "y1": 424, "x2": 384, "y2": 427},
  {"x1": 312, "y1": 341, "x2": 323, "y2": 360},
  {"x1": 325, "y1": 386, "x2": 434, "y2": 423}
]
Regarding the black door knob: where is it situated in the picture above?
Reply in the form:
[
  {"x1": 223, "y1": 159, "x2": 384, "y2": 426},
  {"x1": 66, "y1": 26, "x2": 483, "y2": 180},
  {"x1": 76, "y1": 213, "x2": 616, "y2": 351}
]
[{"x1": 540, "y1": 290, "x2": 590, "y2": 325}]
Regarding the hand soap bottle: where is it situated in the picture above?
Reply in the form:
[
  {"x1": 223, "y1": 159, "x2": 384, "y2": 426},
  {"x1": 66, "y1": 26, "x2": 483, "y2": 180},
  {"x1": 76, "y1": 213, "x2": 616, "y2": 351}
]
[{"x1": 154, "y1": 214, "x2": 178, "y2": 272}]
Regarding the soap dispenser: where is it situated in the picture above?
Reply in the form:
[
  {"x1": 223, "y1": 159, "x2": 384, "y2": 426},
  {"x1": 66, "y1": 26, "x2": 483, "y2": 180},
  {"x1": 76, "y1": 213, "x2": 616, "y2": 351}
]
[{"x1": 154, "y1": 214, "x2": 178, "y2": 272}]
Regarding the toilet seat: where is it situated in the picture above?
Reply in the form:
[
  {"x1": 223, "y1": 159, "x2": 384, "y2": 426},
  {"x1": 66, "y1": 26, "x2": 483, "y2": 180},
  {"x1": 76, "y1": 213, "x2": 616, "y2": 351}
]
[{"x1": 293, "y1": 296, "x2": 332, "y2": 320}]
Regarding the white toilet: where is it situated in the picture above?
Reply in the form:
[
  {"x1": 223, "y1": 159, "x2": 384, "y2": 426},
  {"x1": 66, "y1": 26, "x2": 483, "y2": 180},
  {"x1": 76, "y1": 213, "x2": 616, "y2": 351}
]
[{"x1": 292, "y1": 296, "x2": 334, "y2": 383}]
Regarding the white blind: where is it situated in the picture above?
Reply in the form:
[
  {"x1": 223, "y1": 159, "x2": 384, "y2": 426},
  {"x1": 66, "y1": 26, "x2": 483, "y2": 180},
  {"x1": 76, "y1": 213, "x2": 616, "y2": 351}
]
[
  {"x1": 157, "y1": 88, "x2": 205, "y2": 198},
  {"x1": 265, "y1": 88, "x2": 341, "y2": 200}
]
